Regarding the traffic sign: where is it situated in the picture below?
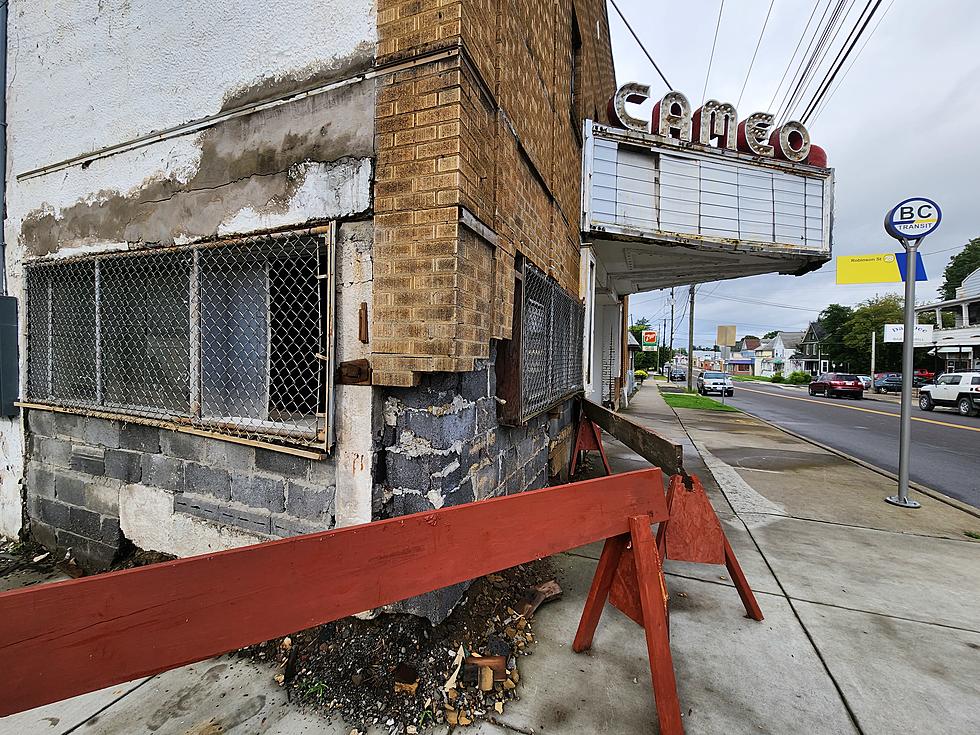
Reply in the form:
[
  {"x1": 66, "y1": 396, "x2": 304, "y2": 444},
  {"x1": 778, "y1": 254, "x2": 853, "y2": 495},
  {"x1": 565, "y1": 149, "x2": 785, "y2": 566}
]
[
  {"x1": 836, "y1": 252, "x2": 927, "y2": 284},
  {"x1": 884, "y1": 197, "x2": 941, "y2": 241}
]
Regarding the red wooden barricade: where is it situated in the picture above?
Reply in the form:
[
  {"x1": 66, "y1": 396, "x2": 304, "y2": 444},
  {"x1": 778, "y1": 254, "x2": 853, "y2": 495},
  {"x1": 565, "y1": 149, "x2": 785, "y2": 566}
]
[
  {"x1": 0, "y1": 468, "x2": 691, "y2": 731},
  {"x1": 0, "y1": 465, "x2": 763, "y2": 735}
]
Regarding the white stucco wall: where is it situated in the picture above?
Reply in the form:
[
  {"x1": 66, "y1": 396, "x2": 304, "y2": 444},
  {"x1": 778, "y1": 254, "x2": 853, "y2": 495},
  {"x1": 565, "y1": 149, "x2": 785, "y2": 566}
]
[
  {"x1": 1, "y1": 0, "x2": 378, "y2": 540},
  {"x1": 9, "y1": 0, "x2": 376, "y2": 172}
]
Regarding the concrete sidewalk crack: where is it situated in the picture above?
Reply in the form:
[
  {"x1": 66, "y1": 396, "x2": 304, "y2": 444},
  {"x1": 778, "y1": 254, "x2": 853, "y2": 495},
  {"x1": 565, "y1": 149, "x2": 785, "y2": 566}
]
[
  {"x1": 61, "y1": 676, "x2": 157, "y2": 734},
  {"x1": 669, "y1": 410, "x2": 868, "y2": 735}
]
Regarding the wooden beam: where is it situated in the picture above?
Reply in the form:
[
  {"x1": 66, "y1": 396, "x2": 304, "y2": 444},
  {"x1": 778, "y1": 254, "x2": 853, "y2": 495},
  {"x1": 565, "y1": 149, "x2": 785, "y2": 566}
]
[
  {"x1": 0, "y1": 468, "x2": 666, "y2": 717},
  {"x1": 581, "y1": 399, "x2": 684, "y2": 475}
]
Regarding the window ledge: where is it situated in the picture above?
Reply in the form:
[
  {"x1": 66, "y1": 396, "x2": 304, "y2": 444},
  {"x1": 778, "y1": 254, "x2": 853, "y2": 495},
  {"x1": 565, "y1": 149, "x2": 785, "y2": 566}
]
[{"x1": 16, "y1": 401, "x2": 327, "y2": 460}]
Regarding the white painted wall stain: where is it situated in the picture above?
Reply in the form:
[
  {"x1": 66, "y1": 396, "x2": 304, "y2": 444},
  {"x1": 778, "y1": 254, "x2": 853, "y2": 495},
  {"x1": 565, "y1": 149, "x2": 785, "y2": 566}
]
[{"x1": 0, "y1": 0, "x2": 378, "y2": 540}]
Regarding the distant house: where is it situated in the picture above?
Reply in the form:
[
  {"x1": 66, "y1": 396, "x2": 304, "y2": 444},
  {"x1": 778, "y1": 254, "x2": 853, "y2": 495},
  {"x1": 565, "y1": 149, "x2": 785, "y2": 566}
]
[
  {"x1": 914, "y1": 266, "x2": 980, "y2": 373},
  {"x1": 795, "y1": 322, "x2": 829, "y2": 375},
  {"x1": 755, "y1": 331, "x2": 805, "y2": 377}
]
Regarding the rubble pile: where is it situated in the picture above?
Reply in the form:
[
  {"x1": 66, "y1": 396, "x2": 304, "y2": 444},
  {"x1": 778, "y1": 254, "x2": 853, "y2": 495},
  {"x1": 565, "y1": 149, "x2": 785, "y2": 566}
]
[{"x1": 243, "y1": 560, "x2": 561, "y2": 734}]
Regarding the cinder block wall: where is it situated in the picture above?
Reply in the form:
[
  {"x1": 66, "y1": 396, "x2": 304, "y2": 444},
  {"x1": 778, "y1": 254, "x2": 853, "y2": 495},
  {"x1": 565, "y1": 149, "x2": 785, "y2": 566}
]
[
  {"x1": 24, "y1": 411, "x2": 337, "y2": 570},
  {"x1": 378, "y1": 344, "x2": 572, "y2": 622}
]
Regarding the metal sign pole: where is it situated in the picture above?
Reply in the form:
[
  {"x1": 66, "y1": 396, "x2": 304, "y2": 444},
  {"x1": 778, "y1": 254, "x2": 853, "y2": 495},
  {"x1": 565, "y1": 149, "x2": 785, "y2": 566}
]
[
  {"x1": 882, "y1": 196, "x2": 940, "y2": 509},
  {"x1": 885, "y1": 236, "x2": 922, "y2": 509}
]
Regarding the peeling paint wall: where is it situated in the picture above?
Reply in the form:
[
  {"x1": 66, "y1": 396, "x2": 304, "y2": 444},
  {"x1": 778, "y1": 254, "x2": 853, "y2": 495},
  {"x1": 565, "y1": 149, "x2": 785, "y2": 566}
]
[{"x1": 1, "y1": 1, "x2": 379, "y2": 544}]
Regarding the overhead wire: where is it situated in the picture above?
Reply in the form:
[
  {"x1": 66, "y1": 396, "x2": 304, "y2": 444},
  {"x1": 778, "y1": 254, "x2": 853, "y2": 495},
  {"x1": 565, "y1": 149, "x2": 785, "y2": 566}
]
[
  {"x1": 701, "y1": 0, "x2": 726, "y2": 104},
  {"x1": 800, "y1": 0, "x2": 885, "y2": 124},
  {"x1": 767, "y1": 0, "x2": 825, "y2": 112},
  {"x1": 736, "y1": 0, "x2": 777, "y2": 108},
  {"x1": 770, "y1": 0, "x2": 838, "y2": 120},
  {"x1": 776, "y1": 0, "x2": 849, "y2": 123},
  {"x1": 608, "y1": 0, "x2": 673, "y2": 89},
  {"x1": 807, "y1": 0, "x2": 893, "y2": 125},
  {"x1": 780, "y1": 0, "x2": 859, "y2": 123}
]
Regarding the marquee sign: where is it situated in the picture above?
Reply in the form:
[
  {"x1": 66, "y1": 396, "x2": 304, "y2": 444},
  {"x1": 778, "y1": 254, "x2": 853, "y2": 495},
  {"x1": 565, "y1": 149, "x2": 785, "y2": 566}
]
[{"x1": 607, "y1": 83, "x2": 827, "y2": 167}]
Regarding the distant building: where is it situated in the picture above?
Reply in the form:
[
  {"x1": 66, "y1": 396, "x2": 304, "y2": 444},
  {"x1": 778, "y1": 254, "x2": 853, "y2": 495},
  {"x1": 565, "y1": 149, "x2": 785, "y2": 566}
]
[
  {"x1": 796, "y1": 322, "x2": 829, "y2": 375},
  {"x1": 915, "y1": 266, "x2": 980, "y2": 372}
]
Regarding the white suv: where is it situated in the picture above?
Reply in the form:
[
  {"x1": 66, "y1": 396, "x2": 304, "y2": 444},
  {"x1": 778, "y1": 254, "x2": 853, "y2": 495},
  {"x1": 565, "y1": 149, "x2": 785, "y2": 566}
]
[{"x1": 919, "y1": 372, "x2": 980, "y2": 417}]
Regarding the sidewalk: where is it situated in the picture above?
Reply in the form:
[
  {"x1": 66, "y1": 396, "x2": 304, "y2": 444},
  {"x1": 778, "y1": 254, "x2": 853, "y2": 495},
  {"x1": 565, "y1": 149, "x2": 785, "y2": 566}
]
[{"x1": 2, "y1": 386, "x2": 978, "y2": 734}]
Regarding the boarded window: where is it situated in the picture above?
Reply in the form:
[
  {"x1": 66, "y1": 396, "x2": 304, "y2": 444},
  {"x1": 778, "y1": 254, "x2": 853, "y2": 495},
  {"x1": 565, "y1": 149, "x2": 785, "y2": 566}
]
[{"x1": 25, "y1": 229, "x2": 334, "y2": 451}]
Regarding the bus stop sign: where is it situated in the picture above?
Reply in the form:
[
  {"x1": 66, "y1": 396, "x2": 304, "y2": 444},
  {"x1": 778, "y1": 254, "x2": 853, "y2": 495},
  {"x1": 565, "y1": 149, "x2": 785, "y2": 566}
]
[{"x1": 884, "y1": 197, "x2": 942, "y2": 241}]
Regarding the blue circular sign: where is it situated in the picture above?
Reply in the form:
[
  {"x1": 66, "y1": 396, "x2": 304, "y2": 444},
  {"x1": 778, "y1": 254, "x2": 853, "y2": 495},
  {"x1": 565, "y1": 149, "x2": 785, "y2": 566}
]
[{"x1": 884, "y1": 197, "x2": 942, "y2": 241}]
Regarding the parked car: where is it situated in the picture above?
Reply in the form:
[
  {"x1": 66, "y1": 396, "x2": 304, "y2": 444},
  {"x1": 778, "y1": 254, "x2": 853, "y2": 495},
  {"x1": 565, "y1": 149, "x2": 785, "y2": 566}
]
[
  {"x1": 874, "y1": 374, "x2": 903, "y2": 394},
  {"x1": 668, "y1": 366, "x2": 686, "y2": 381},
  {"x1": 697, "y1": 371, "x2": 734, "y2": 396},
  {"x1": 918, "y1": 372, "x2": 980, "y2": 416},
  {"x1": 809, "y1": 373, "x2": 864, "y2": 398},
  {"x1": 857, "y1": 375, "x2": 873, "y2": 390},
  {"x1": 875, "y1": 374, "x2": 932, "y2": 393},
  {"x1": 913, "y1": 368, "x2": 935, "y2": 381}
]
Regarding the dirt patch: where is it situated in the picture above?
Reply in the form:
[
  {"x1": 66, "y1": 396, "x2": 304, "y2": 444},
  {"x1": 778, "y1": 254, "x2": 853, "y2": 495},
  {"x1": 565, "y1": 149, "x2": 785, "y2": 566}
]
[
  {"x1": 240, "y1": 558, "x2": 558, "y2": 733},
  {"x1": 0, "y1": 537, "x2": 67, "y2": 589}
]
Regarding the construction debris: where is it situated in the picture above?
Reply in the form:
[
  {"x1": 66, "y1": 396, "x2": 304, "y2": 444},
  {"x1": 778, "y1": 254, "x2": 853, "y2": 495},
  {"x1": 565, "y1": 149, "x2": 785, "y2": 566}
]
[{"x1": 242, "y1": 559, "x2": 558, "y2": 732}]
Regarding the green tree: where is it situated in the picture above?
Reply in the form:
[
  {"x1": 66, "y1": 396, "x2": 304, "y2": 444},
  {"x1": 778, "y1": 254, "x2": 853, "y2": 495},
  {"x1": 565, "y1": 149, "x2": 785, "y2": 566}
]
[
  {"x1": 817, "y1": 303, "x2": 855, "y2": 368},
  {"x1": 762, "y1": 330, "x2": 779, "y2": 339},
  {"x1": 940, "y1": 238, "x2": 980, "y2": 299},
  {"x1": 842, "y1": 295, "x2": 903, "y2": 372},
  {"x1": 918, "y1": 310, "x2": 956, "y2": 328}
]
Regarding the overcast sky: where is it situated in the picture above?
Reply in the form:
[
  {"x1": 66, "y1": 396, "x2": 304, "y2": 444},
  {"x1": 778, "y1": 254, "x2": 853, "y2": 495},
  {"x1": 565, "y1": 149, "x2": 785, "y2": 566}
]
[{"x1": 608, "y1": 0, "x2": 980, "y2": 345}]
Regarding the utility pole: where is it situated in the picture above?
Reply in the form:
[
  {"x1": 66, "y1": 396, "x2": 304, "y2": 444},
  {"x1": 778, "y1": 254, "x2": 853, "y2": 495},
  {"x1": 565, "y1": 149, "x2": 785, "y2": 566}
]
[
  {"x1": 687, "y1": 284, "x2": 695, "y2": 392},
  {"x1": 669, "y1": 287, "x2": 675, "y2": 355},
  {"x1": 870, "y1": 330, "x2": 876, "y2": 381},
  {"x1": 661, "y1": 317, "x2": 667, "y2": 372}
]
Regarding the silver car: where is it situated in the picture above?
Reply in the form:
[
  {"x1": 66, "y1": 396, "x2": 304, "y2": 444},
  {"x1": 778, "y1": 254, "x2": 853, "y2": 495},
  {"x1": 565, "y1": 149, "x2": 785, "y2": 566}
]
[{"x1": 697, "y1": 371, "x2": 734, "y2": 396}]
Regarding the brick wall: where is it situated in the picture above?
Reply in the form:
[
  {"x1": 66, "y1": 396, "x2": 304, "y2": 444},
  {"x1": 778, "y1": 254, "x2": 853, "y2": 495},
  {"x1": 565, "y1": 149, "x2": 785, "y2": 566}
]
[{"x1": 372, "y1": 0, "x2": 616, "y2": 387}]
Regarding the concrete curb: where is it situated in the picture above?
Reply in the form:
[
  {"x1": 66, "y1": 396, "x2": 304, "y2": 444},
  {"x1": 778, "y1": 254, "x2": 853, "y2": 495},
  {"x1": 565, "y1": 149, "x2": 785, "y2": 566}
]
[
  {"x1": 730, "y1": 407, "x2": 980, "y2": 521},
  {"x1": 659, "y1": 387, "x2": 980, "y2": 521}
]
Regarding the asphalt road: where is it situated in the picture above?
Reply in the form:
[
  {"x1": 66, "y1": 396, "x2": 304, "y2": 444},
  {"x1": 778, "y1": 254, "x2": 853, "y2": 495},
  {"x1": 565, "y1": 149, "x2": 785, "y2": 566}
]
[{"x1": 720, "y1": 380, "x2": 980, "y2": 509}]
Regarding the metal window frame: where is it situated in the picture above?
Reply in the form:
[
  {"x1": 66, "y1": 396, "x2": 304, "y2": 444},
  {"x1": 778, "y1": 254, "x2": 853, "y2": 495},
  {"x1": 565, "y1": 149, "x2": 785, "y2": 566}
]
[
  {"x1": 518, "y1": 260, "x2": 585, "y2": 424},
  {"x1": 21, "y1": 225, "x2": 336, "y2": 455}
]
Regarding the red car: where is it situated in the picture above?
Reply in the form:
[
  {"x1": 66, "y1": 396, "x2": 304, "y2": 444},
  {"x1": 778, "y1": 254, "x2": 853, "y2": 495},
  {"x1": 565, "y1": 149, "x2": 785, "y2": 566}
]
[{"x1": 809, "y1": 373, "x2": 864, "y2": 399}]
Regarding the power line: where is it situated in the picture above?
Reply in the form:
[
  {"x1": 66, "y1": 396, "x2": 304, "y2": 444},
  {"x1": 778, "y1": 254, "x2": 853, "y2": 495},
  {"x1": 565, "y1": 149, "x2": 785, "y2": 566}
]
[
  {"x1": 701, "y1": 0, "x2": 726, "y2": 104},
  {"x1": 737, "y1": 0, "x2": 777, "y2": 108},
  {"x1": 776, "y1": 0, "x2": 849, "y2": 124},
  {"x1": 767, "y1": 0, "x2": 825, "y2": 112},
  {"x1": 782, "y1": 0, "x2": 859, "y2": 123},
  {"x1": 708, "y1": 294, "x2": 822, "y2": 313},
  {"x1": 801, "y1": 0, "x2": 885, "y2": 124},
  {"x1": 608, "y1": 0, "x2": 673, "y2": 90},
  {"x1": 771, "y1": 0, "x2": 839, "y2": 122},
  {"x1": 808, "y1": 0, "x2": 895, "y2": 126}
]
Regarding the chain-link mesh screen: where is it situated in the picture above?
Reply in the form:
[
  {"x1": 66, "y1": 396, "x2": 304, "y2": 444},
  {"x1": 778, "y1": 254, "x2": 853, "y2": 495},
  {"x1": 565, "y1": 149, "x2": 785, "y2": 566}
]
[
  {"x1": 520, "y1": 263, "x2": 585, "y2": 421},
  {"x1": 25, "y1": 231, "x2": 331, "y2": 450}
]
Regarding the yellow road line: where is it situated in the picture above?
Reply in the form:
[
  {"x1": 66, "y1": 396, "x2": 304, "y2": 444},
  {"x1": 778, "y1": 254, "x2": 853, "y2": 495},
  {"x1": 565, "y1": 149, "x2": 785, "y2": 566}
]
[{"x1": 737, "y1": 386, "x2": 980, "y2": 434}]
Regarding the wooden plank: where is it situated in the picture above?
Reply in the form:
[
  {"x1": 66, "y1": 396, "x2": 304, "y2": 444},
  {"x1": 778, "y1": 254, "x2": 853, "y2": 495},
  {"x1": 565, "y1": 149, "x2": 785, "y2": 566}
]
[
  {"x1": 0, "y1": 468, "x2": 666, "y2": 717},
  {"x1": 572, "y1": 533, "x2": 628, "y2": 653},
  {"x1": 629, "y1": 515, "x2": 684, "y2": 735},
  {"x1": 581, "y1": 399, "x2": 684, "y2": 475}
]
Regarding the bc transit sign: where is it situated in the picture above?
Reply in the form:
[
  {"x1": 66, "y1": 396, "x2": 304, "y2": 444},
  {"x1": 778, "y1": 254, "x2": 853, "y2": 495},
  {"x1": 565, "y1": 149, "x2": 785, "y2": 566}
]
[{"x1": 884, "y1": 197, "x2": 941, "y2": 241}]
